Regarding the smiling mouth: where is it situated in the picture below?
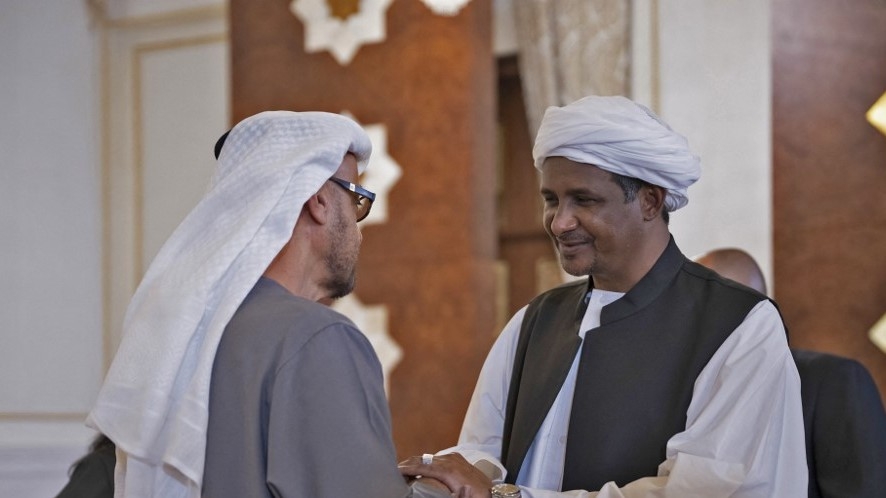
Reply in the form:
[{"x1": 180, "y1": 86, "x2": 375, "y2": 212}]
[{"x1": 556, "y1": 237, "x2": 591, "y2": 256}]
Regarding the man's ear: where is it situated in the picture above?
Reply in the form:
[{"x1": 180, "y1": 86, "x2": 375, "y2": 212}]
[
  {"x1": 641, "y1": 185, "x2": 666, "y2": 221},
  {"x1": 304, "y1": 188, "x2": 331, "y2": 225}
]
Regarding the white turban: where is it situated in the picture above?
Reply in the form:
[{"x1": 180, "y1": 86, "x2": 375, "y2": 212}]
[
  {"x1": 533, "y1": 95, "x2": 700, "y2": 211},
  {"x1": 87, "y1": 111, "x2": 371, "y2": 498}
]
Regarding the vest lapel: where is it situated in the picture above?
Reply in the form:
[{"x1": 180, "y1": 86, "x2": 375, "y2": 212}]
[{"x1": 503, "y1": 281, "x2": 587, "y2": 482}]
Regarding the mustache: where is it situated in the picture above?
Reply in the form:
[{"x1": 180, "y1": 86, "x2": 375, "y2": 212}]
[{"x1": 555, "y1": 234, "x2": 592, "y2": 245}]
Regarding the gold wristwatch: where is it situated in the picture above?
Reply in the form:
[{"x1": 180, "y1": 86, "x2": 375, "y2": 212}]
[{"x1": 490, "y1": 483, "x2": 521, "y2": 498}]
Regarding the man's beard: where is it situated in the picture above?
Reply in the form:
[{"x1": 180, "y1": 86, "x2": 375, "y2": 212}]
[
  {"x1": 322, "y1": 210, "x2": 358, "y2": 299},
  {"x1": 559, "y1": 251, "x2": 597, "y2": 277},
  {"x1": 555, "y1": 238, "x2": 595, "y2": 277}
]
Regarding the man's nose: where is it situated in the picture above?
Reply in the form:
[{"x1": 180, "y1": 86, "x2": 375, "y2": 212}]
[{"x1": 550, "y1": 205, "x2": 578, "y2": 236}]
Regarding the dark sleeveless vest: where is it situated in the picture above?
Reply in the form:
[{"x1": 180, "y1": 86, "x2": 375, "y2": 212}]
[{"x1": 500, "y1": 238, "x2": 771, "y2": 491}]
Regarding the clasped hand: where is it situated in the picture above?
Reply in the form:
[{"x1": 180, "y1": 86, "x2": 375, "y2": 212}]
[{"x1": 399, "y1": 452, "x2": 494, "y2": 498}]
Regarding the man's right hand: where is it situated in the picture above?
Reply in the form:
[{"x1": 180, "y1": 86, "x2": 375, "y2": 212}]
[{"x1": 400, "y1": 453, "x2": 494, "y2": 498}]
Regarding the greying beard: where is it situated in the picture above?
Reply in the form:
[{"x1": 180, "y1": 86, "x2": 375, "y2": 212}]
[
  {"x1": 323, "y1": 259, "x2": 356, "y2": 300},
  {"x1": 322, "y1": 207, "x2": 358, "y2": 300}
]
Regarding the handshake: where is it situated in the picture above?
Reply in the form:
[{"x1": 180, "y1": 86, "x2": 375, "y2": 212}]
[{"x1": 399, "y1": 453, "x2": 519, "y2": 498}]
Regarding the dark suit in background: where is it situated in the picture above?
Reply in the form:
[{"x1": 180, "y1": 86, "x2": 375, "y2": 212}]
[{"x1": 792, "y1": 349, "x2": 886, "y2": 498}]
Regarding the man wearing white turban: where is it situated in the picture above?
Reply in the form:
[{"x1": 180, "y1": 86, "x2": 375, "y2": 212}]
[
  {"x1": 401, "y1": 96, "x2": 807, "y2": 497},
  {"x1": 86, "y1": 111, "x2": 457, "y2": 498}
]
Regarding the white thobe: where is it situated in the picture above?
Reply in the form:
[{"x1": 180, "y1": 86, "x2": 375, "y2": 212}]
[{"x1": 446, "y1": 290, "x2": 807, "y2": 497}]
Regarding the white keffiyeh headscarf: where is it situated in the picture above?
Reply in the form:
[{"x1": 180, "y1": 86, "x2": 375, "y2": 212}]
[
  {"x1": 533, "y1": 95, "x2": 701, "y2": 211},
  {"x1": 86, "y1": 111, "x2": 372, "y2": 498}
]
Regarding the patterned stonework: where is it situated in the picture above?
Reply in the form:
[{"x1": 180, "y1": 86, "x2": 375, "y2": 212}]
[{"x1": 290, "y1": 0, "x2": 393, "y2": 65}]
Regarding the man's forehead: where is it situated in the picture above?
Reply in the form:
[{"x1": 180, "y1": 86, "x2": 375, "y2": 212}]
[
  {"x1": 541, "y1": 155, "x2": 605, "y2": 170},
  {"x1": 540, "y1": 158, "x2": 611, "y2": 183},
  {"x1": 333, "y1": 153, "x2": 360, "y2": 178}
]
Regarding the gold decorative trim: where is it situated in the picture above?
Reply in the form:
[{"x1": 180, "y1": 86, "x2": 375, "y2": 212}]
[{"x1": 866, "y1": 91, "x2": 886, "y2": 136}]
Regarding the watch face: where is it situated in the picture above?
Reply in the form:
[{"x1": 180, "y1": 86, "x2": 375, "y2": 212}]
[{"x1": 491, "y1": 483, "x2": 521, "y2": 497}]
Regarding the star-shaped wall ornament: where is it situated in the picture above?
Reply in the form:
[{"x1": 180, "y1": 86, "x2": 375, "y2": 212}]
[
  {"x1": 420, "y1": 0, "x2": 472, "y2": 16},
  {"x1": 332, "y1": 294, "x2": 403, "y2": 395},
  {"x1": 290, "y1": 0, "x2": 394, "y2": 65},
  {"x1": 342, "y1": 112, "x2": 402, "y2": 226},
  {"x1": 870, "y1": 313, "x2": 886, "y2": 355},
  {"x1": 866, "y1": 91, "x2": 886, "y2": 137}
]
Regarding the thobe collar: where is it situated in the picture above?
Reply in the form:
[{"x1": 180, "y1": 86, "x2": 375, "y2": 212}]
[{"x1": 598, "y1": 235, "x2": 685, "y2": 325}]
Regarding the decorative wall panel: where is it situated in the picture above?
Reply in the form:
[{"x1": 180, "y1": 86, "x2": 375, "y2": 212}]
[
  {"x1": 103, "y1": 9, "x2": 229, "y2": 366},
  {"x1": 0, "y1": 3, "x2": 230, "y2": 494}
]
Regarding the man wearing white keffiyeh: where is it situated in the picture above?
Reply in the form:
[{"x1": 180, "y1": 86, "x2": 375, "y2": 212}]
[
  {"x1": 86, "y1": 111, "x2": 456, "y2": 498},
  {"x1": 401, "y1": 96, "x2": 807, "y2": 497}
]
